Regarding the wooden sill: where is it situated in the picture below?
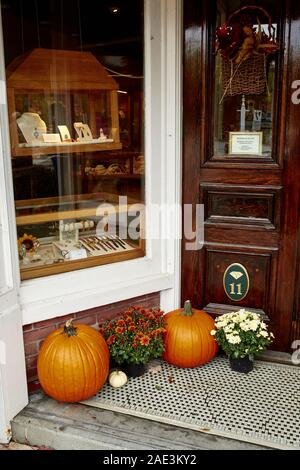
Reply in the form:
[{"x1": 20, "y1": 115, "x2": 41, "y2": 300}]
[{"x1": 20, "y1": 247, "x2": 145, "y2": 281}]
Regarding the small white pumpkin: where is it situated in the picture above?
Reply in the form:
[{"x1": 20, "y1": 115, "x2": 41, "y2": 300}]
[{"x1": 109, "y1": 370, "x2": 128, "y2": 388}]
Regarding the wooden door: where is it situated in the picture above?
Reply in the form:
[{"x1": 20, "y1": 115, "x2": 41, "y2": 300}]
[{"x1": 182, "y1": 0, "x2": 300, "y2": 351}]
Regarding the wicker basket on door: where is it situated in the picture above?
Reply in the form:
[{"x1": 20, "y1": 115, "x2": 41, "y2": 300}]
[{"x1": 216, "y1": 6, "x2": 278, "y2": 99}]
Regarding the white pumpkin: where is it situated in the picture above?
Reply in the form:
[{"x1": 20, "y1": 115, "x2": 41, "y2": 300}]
[{"x1": 109, "y1": 370, "x2": 128, "y2": 388}]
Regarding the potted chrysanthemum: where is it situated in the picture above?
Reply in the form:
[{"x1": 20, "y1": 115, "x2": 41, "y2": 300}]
[
  {"x1": 211, "y1": 309, "x2": 274, "y2": 373},
  {"x1": 100, "y1": 306, "x2": 166, "y2": 378}
]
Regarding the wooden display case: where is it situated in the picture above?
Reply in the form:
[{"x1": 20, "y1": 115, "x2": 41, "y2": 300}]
[
  {"x1": 6, "y1": 49, "x2": 145, "y2": 280},
  {"x1": 16, "y1": 192, "x2": 145, "y2": 280},
  {"x1": 6, "y1": 48, "x2": 122, "y2": 157}
]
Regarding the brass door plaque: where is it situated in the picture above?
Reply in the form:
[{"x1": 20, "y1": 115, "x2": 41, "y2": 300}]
[{"x1": 223, "y1": 263, "x2": 250, "y2": 302}]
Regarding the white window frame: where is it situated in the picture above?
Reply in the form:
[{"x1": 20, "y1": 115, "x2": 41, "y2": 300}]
[
  {"x1": 0, "y1": 0, "x2": 182, "y2": 326},
  {"x1": 0, "y1": 7, "x2": 28, "y2": 440}
]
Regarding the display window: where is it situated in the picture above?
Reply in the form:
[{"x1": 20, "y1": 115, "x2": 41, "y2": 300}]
[{"x1": 2, "y1": 0, "x2": 145, "y2": 280}]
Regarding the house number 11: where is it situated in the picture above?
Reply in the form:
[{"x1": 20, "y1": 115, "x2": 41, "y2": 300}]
[
  {"x1": 223, "y1": 263, "x2": 250, "y2": 302},
  {"x1": 229, "y1": 283, "x2": 242, "y2": 296}
]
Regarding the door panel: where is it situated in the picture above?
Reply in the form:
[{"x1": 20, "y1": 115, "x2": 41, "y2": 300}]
[{"x1": 182, "y1": 0, "x2": 300, "y2": 351}]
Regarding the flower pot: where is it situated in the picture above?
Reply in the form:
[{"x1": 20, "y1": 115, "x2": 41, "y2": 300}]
[
  {"x1": 229, "y1": 357, "x2": 253, "y2": 374},
  {"x1": 122, "y1": 363, "x2": 146, "y2": 378}
]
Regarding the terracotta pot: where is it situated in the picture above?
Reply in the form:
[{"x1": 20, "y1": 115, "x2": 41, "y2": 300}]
[{"x1": 229, "y1": 357, "x2": 254, "y2": 374}]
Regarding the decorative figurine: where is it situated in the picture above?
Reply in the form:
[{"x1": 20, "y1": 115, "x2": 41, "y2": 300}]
[{"x1": 99, "y1": 128, "x2": 108, "y2": 142}]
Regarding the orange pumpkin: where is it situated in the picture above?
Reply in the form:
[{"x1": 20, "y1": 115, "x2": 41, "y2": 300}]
[
  {"x1": 37, "y1": 320, "x2": 109, "y2": 402},
  {"x1": 163, "y1": 300, "x2": 218, "y2": 368}
]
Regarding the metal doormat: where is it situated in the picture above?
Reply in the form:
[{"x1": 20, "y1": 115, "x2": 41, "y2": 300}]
[{"x1": 82, "y1": 357, "x2": 300, "y2": 450}]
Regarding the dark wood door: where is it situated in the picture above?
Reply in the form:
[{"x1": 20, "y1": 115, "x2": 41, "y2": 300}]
[{"x1": 182, "y1": 0, "x2": 300, "y2": 351}]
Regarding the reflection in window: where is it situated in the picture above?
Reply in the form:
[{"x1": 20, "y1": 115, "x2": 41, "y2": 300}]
[
  {"x1": 2, "y1": 0, "x2": 145, "y2": 280},
  {"x1": 214, "y1": 1, "x2": 279, "y2": 157}
]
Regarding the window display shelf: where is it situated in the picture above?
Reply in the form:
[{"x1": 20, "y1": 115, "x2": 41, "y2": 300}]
[
  {"x1": 20, "y1": 245, "x2": 144, "y2": 281},
  {"x1": 12, "y1": 142, "x2": 123, "y2": 158},
  {"x1": 16, "y1": 203, "x2": 136, "y2": 226},
  {"x1": 7, "y1": 49, "x2": 122, "y2": 159},
  {"x1": 79, "y1": 174, "x2": 142, "y2": 180}
]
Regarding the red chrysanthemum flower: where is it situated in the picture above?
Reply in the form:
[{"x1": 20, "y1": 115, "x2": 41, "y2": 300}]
[
  {"x1": 117, "y1": 319, "x2": 125, "y2": 327},
  {"x1": 99, "y1": 327, "x2": 105, "y2": 335},
  {"x1": 140, "y1": 335, "x2": 150, "y2": 346},
  {"x1": 115, "y1": 326, "x2": 125, "y2": 334},
  {"x1": 107, "y1": 334, "x2": 116, "y2": 345},
  {"x1": 128, "y1": 325, "x2": 136, "y2": 332}
]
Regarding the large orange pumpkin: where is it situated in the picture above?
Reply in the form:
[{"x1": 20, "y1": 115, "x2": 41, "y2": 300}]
[
  {"x1": 37, "y1": 320, "x2": 109, "y2": 402},
  {"x1": 163, "y1": 300, "x2": 218, "y2": 368}
]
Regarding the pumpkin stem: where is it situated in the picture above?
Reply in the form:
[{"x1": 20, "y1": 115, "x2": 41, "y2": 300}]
[
  {"x1": 182, "y1": 300, "x2": 193, "y2": 316},
  {"x1": 63, "y1": 319, "x2": 77, "y2": 337}
]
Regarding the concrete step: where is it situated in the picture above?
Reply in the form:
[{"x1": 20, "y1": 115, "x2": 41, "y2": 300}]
[{"x1": 12, "y1": 392, "x2": 267, "y2": 450}]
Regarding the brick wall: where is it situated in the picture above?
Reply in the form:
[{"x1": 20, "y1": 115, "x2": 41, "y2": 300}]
[{"x1": 23, "y1": 292, "x2": 160, "y2": 392}]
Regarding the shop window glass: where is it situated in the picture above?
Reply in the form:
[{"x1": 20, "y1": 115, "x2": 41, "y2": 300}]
[
  {"x1": 2, "y1": 0, "x2": 145, "y2": 280},
  {"x1": 214, "y1": 0, "x2": 279, "y2": 158}
]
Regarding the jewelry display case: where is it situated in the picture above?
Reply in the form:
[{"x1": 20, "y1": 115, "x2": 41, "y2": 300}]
[
  {"x1": 7, "y1": 48, "x2": 122, "y2": 157},
  {"x1": 16, "y1": 192, "x2": 144, "y2": 280},
  {"x1": 6, "y1": 49, "x2": 145, "y2": 280}
]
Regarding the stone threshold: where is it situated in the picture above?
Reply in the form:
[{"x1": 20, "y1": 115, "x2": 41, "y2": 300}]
[{"x1": 12, "y1": 392, "x2": 268, "y2": 451}]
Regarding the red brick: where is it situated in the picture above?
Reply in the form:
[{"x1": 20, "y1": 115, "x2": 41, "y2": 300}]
[
  {"x1": 75, "y1": 310, "x2": 97, "y2": 320},
  {"x1": 23, "y1": 324, "x2": 33, "y2": 332},
  {"x1": 26, "y1": 355, "x2": 38, "y2": 369},
  {"x1": 52, "y1": 313, "x2": 75, "y2": 325},
  {"x1": 26, "y1": 367, "x2": 38, "y2": 380},
  {"x1": 75, "y1": 314, "x2": 97, "y2": 326},
  {"x1": 28, "y1": 380, "x2": 41, "y2": 394},
  {"x1": 24, "y1": 342, "x2": 38, "y2": 357},
  {"x1": 97, "y1": 310, "x2": 119, "y2": 324},
  {"x1": 24, "y1": 325, "x2": 56, "y2": 343}
]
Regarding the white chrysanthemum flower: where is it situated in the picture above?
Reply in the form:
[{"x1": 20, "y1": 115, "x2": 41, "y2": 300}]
[
  {"x1": 239, "y1": 321, "x2": 248, "y2": 331},
  {"x1": 259, "y1": 330, "x2": 268, "y2": 338},
  {"x1": 238, "y1": 310, "x2": 248, "y2": 321},
  {"x1": 224, "y1": 325, "x2": 233, "y2": 333},
  {"x1": 248, "y1": 320, "x2": 259, "y2": 331},
  {"x1": 210, "y1": 330, "x2": 216, "y2": 336},
  {"x1": 226, "y1": 334, "x2": 241, "y2": 345}
]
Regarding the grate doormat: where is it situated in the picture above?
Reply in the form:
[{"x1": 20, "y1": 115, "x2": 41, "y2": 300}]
[{"x1": 82, "y1": 357, "x2": 300, "y2": 450}]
